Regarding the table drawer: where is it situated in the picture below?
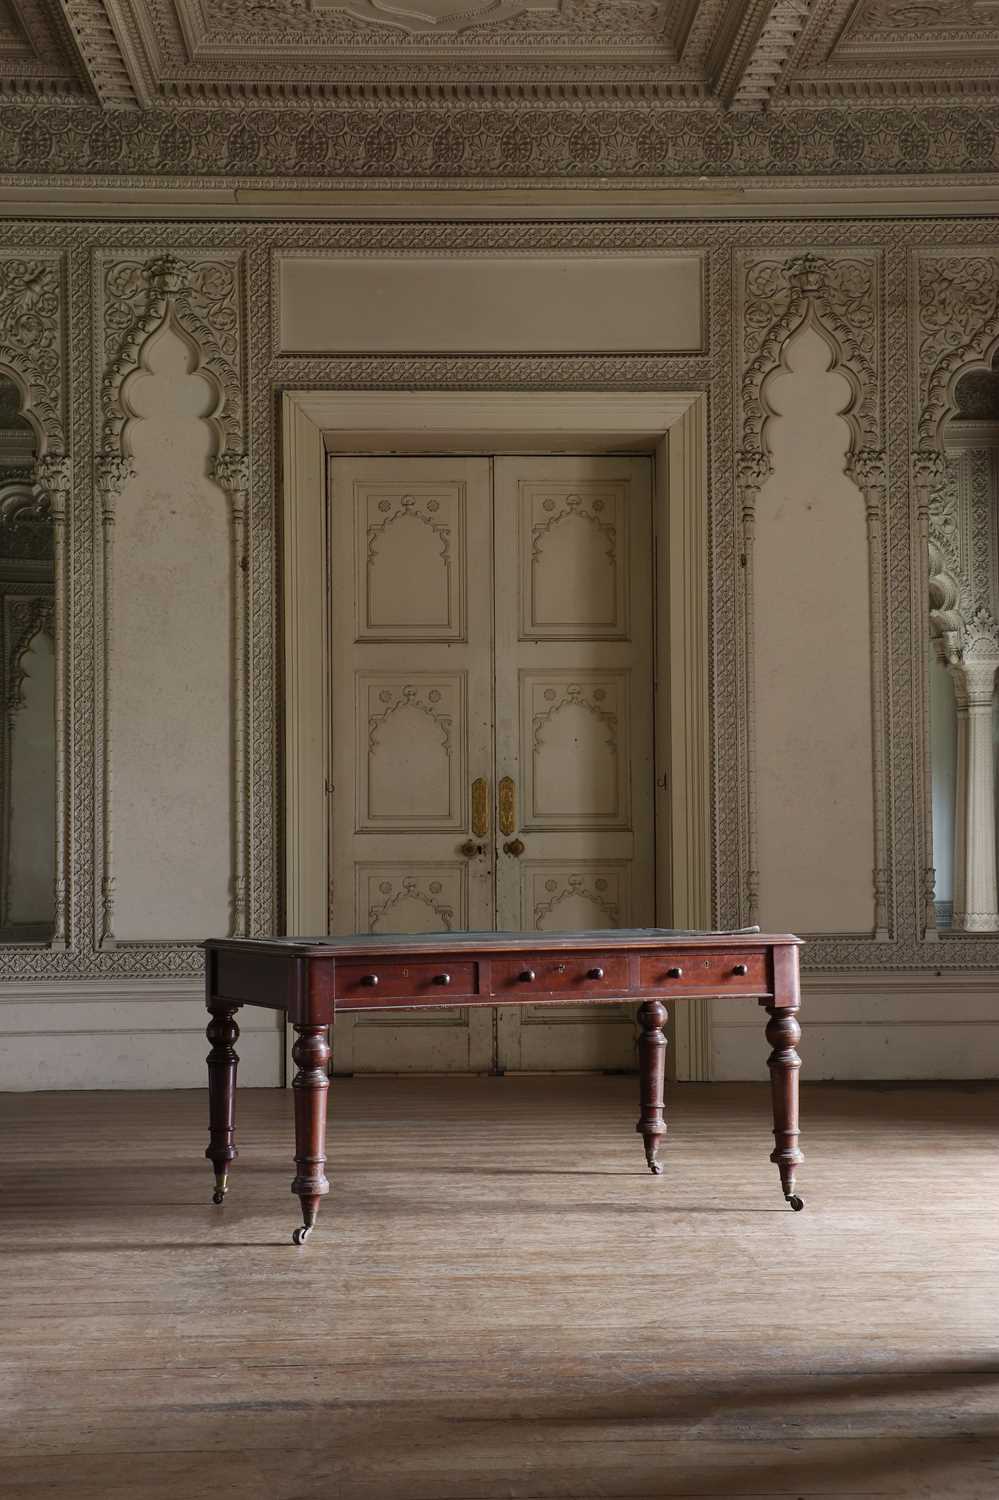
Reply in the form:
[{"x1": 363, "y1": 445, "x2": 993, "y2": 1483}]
[
  {"x1": 492, "y1": 953, "x2": 629, "y2": 996},
  {"x1": 335, "y1": 960, "x2": 477, "y2": 1003},
  {"x1": 640, "y1": 949, "x2": 770, "y2": 995}
]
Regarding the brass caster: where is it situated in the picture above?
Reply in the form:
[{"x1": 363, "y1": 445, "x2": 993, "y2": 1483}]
[
  {"x1": 647, "y1": 1159, "x2": 664, "y2": 1177},
  {"x1": 212, "y1": 1189, "x2": 226, "y2": 1205},
  {"x1": 212, "y1": 1172, "x2": 228, "y2": 1205},
  {"x1": 787, "y1": 1194, "x2": 805, "y2": 1212},
  {"x1": 292, "y1": 1225, "x2": 313, "y2": 1246}
]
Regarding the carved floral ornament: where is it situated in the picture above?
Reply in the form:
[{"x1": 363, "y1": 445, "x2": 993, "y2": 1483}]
[
  {"x1": 739, "y1": 251, "x2": 881, "y2": 495},
  {"x1": 100, "y1": 251, "x2": 244, "y2": 471},
  {"x1": 6, "y1": 596, "x2": 55, "y2": 712},
  {"x1": 0, "y1": 257, "x2": 65, "y2": 458},
  {"x1": 915, "y1": 252, "x2": 999, "y2": 656},
  {"x1": 3, "y1": 102, "x2": 999, "y2": 183}
]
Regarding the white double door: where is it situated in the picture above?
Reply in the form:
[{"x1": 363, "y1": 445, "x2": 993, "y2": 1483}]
[{"x1": 329, "y1": 453, "x2": 655, "y2": 1074}]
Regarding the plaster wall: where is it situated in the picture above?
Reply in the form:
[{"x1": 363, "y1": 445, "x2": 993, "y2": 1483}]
[
  {"x1": 278, "y1": 253, "x2": 705, "y2": 354},
  {"x1": 0, "y1": 215, "x2": 997, "y2": 1088},
  {"x1": 111, "y1": 322, "x2": 232, "y2": 943},
  {"x1": 754, "y1": 326, "x2": 876, "y2": 934}
]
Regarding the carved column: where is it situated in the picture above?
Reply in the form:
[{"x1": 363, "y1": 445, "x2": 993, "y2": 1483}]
[
  {"x1": 915, "y1": 448, "x2": 950, "y2": 940},
  {"x1": 211, "y1": 451, "x2": 250, "y2": 938},
  {"x1": 848, "y1": 447, "x2": 890, "y2": 940},
  {"x1": 33, "y1": 454, "x2": 71, "y2": 949},
  {"x1": 948, "y1": 611, "x2": 999, "y2": 934},
  {"x1": 736, "y1": 449, "x2": 771, "y2": 928},
  {"x1": 94, "y1": 452, "x2": 134, "y2": 949}
]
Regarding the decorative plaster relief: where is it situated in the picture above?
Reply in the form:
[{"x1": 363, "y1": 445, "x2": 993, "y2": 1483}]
[
  {"x1": 2, "y1": 214, "x2": 999, "y2": 990},
  {"x1": 2, "y1": 102, "x2": 999, "y2": 183},
  {"x1": 143, "y1": 0, "x2": 674, "y2": 52},
  {"x1": 849, "y1": 0, "x2": 999, "y2": 35},
  {"x1": 109, "y1": 322, "x2": 234, "y2": 944},
  {"x1": 737, "y1": 248, "x2": 887, "y2": 937},
  {"x1": 0, "y1": 255, "x2": 65, "y2": 455},
  {"x1": 96, "y1": 249, "x2": 247, "y2": 946},
  {"x1": 915, "y1": 251, "x2": 999, "y2": 451},
  {"x1": 312, "y1": 0, "x2": 564, "y2": 35},
  {"x1": 101, "y1": 252, "x2": 243, "y2": 457},
  {"x1": 360, "y1": 867, "x2": 463, "y2": 932},
  {"x1": 530, "y1": 866, "x2": 624, "y2": 929}
]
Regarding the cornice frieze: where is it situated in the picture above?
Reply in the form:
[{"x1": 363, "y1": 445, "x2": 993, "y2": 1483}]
[{"x1": 0, "y1": 101, "x2": 998, "y2": 182}]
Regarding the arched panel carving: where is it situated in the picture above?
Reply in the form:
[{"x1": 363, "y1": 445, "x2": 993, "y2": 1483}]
[
  {"x1": 0, "y1": 261, "x2": 70, "y2": 953},
  {"x1": 737, "y1": 249, "x2": 888, "y2": 938},
  {"x1": 95, "y1": 250, "x2": 248, "y2": 944},
  {"x1": 913, "y1": 251, "x2": 999, "y2": 935}
]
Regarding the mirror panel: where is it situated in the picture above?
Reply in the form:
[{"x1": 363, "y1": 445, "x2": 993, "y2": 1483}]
[
  {"x1": 928, "y1": 360, "x2": 999, "y2": 934},
  {"x1": 0, "y1": 376, "x2": 54, "y2": 943}
]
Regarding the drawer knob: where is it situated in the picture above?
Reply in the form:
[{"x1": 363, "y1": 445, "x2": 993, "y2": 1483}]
[
  {"x1": 587, "y1": 967, "x2": 605, "y2": 981},
  {"x1": 433, "y1": 973, "x2": 452, "y2": 986},
  {"x1": 732, "y1": 963, "x2": 749, "y2": 976},
  {"x1": 360, "y1": 973, "x2": 379, "y2": 987},
  {"x1": 667, "y1": 966, "x2": 683, "y2": 979},
  {"x1": 518, "y1": 969, "x2": 536, "y2": 983}
]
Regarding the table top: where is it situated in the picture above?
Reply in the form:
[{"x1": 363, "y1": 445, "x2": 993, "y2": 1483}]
[{"x1": 205, "y1": 927, "x2": 802, "y2": 960}]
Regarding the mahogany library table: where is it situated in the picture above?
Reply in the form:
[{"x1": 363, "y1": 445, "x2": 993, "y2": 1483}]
[{"x1": 203, "y1": 928, "x2": 804, "y2": 1245}]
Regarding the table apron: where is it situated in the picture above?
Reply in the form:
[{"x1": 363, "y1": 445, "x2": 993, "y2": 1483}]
[{"x1": 336, "y1": 986, "x2": 772, "y2": 1013}]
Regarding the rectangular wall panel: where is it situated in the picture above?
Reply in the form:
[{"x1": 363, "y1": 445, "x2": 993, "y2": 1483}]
[{"x1": 278, "y1": 253, "x2": 704, "y2": 354}]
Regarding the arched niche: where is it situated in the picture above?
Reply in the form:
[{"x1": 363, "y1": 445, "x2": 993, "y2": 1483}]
[
  {"x1": 106, "y1": 315, "x2": 235, "y2": 945},
  {"x1": 0, "y1": 375, "x2": 57, "y2": 942},
  {"x1": 927, "y1": 351, "x2": 999, "y2": 931},
  {"x1": 753, "y1": 321, "x2": 877, "y2": 935}
]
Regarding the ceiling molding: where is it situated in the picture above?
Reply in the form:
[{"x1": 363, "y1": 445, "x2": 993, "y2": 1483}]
[
  {"x1": 0, "y1": 1, "x2": 993, "y2": 109},
  {"x1": 708, "y1": 0, "x2": 815, "y2": 108},
  {"x1": 0, "y1": 98, "x2": 997, "y2": 184},
  {"x1": 59, "y1": 0, "x2": 143, "y2": 108}
]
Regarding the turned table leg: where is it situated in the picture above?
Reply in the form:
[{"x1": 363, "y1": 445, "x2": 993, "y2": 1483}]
[
  {"x1": 636, "y1": 999, "x2": 668, "y2": 1175},
  {"x1": 764, "y1": 1002, "x2": 804, "y2": 1211},
  {"x1": 205, "y1": 1004, "x2": 240, "y2": 1203},
  {"x1": 291, "y1": 1024, "x2": 331, "y2": 1245}
]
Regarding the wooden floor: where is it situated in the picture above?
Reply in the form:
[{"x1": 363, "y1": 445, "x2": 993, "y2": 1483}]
[{"x1": 1, "y1": 1077, "x2": 998, "y2": 1499}]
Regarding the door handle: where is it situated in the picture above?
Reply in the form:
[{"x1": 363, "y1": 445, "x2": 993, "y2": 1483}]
[
  {"x1": 460, "y1": 840, "x2": 486, "y2": 858},
  {"x1": 498, "y1": 776, "x2": 516, "y2": 836},
  {"x1": 503, "y1": 838, "x2": 525, "y2": 858},
  {"x1": 471, "y1": 777, "x2": 489, "y2": 839}
]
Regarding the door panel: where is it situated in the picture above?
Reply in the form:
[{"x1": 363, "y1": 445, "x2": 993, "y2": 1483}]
[
  {"x1": 493, "y1": 457, "x2": 654, "y2": 1072},
  {"x1": 327, "y1": 452, "x2": 655, "y2": 1074},
  {"x1": 329, "y1": 456, "x2": 494, "y2": 1073}
]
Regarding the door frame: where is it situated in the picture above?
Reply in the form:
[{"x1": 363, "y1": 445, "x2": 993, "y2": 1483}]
[{"x1": 281, "y1": 389, "x2": 713, "y2": 1080}]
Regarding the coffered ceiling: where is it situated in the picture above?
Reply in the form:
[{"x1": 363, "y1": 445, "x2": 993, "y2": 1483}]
[{"x1": 5, "y1": 0, "x2": 997, "y2": 106}]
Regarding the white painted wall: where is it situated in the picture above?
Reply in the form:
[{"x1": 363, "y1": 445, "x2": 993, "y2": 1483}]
[
  {"x1": 711, "y1": 974, "x2": 999, "y2": 1082},
  {"x1": 112, "y1": 319, "x2": 233, "y2": 943},
  {"x1": 0, "y1": 980, "x2": 283, "y2": 1090},
  {"x1": 1, "y1": 228, "x2": 996, "y2": 1089},
  {"x1": 754, "y1": 325, "x2": 876, "y2": 935}
]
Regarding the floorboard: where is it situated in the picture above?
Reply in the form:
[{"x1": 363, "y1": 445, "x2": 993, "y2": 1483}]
[{"x1": 1, "y1": 1077, "x2": 997, "y2": 1499}]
